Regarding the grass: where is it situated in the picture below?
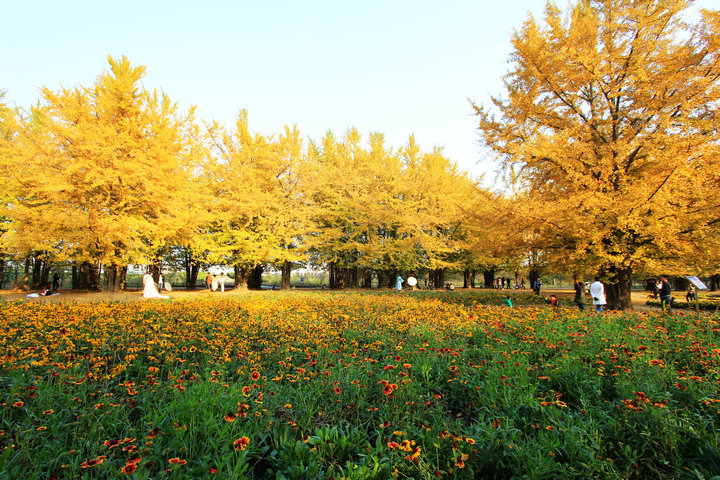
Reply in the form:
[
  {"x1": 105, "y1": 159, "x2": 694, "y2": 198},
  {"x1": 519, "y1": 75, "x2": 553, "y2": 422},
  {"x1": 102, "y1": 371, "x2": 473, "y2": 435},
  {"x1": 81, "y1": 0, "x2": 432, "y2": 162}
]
[{"x1": 1, "y1": 290, "x2": 719, "y2": 479}]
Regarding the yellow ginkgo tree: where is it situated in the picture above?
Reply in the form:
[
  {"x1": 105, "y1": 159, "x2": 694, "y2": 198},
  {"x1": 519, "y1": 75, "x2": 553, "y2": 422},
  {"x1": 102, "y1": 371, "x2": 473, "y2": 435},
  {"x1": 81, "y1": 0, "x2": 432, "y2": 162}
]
[
  {"x1": 5, "y1": 56, "x2": 201, "y2": 291},
  {"x1": 199, "y1": 112, "x2": 309, "y2": 289},
  {"x1": 475, "y1": 0, "x2": 720, "y2": 309}
]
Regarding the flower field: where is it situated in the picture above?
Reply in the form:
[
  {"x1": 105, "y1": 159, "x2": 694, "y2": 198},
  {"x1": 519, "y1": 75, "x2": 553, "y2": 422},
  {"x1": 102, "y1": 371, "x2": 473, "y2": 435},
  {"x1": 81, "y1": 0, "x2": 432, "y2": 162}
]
[{"x1": 1, "y1": 291, "x2": 719, "y2": 479}]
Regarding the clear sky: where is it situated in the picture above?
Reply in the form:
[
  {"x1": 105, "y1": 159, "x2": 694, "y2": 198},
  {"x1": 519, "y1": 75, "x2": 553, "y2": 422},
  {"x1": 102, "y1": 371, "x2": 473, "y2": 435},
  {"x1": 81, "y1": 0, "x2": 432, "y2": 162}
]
[{"x1": 1, "y1": 1, "x2": 715, "y2": 185}]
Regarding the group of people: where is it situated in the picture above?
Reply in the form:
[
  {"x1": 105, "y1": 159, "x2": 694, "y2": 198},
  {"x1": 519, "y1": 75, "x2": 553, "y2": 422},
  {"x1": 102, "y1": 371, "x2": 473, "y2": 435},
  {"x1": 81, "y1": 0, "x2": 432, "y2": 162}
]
[
  {"x1": 572, "y1": 277, "x2": 607, "y2": 313},
  {"x1": 205, "y1": 273, "x2": 229, "y2": 292},
  {"x1": 495, "y1": 277, "x2": 524, "y2": 290},
  {"x1": 395, "y1": 276, "x2": 455, "y2": 291}
]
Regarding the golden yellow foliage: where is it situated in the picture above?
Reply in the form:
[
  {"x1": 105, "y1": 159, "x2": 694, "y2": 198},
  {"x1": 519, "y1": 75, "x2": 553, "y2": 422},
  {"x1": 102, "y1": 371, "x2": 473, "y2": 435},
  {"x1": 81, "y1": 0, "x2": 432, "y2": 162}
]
[
  {"x1": 3, "y1": 57, "x2": 203, "y2": 289},
  {"x1": 475, "y1": 0, "x2": 720, "y2": 308}
]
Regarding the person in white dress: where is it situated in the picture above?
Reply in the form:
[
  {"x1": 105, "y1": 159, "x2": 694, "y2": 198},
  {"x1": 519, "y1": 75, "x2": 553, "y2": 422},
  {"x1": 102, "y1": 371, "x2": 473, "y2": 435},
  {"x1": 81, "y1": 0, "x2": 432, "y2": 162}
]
[
  {"x1": 589, "y1": 276, "x2": 606, "y2": 313},
  {"x1": 211, "y1": 275, "x2": 218, "y2": 292},
  {"x1": 143, "y1": 272, "x2": 168, "y2": 299}
]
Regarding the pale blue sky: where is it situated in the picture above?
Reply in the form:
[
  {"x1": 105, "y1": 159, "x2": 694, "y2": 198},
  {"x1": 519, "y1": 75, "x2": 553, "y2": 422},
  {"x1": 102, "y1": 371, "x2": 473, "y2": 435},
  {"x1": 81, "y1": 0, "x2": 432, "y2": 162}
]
[{"x1": 2, "y1": 1, "x2": 716, "y2": 183}]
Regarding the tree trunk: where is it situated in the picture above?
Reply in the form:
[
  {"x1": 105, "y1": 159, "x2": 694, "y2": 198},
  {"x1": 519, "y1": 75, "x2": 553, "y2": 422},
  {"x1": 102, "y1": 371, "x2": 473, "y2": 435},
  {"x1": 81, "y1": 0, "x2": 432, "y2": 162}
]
[
  {"x1": 188, "y1": 264, "x2": 199, "y2": 290},
  {"x1": 710, "y1": 274, "x2": 720, "y2": 292},
  {"x1": 328, "y1": 263, "x2": 336, "y2": 289},
  {"x1": 104, "y1": 264, "x2": 125, "y2": 292},
  {"x1": 40, "y1": 258, "x2": 51, "y2": 289},
  {"x1": 280, "y1": 261, "x2": 292, "y2": 290},
  {"x1": 673, "y1": 276, "x2": 689, "y2": 292},
  {"x1": 528, "y1": 269, "x2": 540, "y2": 292},
  {"x1": 0, "y1": 253, "x2": 5, "y2": 290},
  {"x1": 248, "y1": 265, "x2": 263, "y2": 290},
  {"x1": 348, "y1": 267, "x2": 358, "y2": 288},
  {"x1": 483, "y1": 269, "x2": 495, "y2": 289},
  {"x1": 233, "y1": 265, "x2": 251, "y2": 290},
  {"x1": 463, "y1": 269, "x2": 471, "y2": 289},
  {"x1": 339, "y1": 268, "x2": 348, "y2": 288},
  {"x1": 604, "y1": 266, "x2": 633, "y2": 311},
  {"x1": 19, "y1": 255, "x2": 31, "y2": 290},
  {"x1": 150, "y1": 263, "x2": 162, "y2": 283},
  {"x1": 78, "y1": 263, "x2": 89, "y2": 290},
  {"x1": 184, "y1": 251, "x2": 200, "y2": 290},
  {"x1": 470, "y1": 270, "x2": 477, "y2": 289},
  {"x1": 375, "y1": 270, "x2": 385, "y2": 290},
  {"x1": 431, "y1": 268, "x2": 445, "y2": 289},
  {"x1": 72, "y1": 265, "x2": 79, "y2": 290},
  {"x1": 31, "y1": 252, "x2": 43, "y2": 289},
  {"x1": 329, "y1": 262, "x2": 347, "y2": 289},
  {"x1": 388, "y1": 270, "x2": 398, "y2": 289},
  {"x1": 361, "y1": 269, "x2": 372, "y2": 288},
  {"x1": 77, "y1": 261, "x2": 101, "y2": 291}
]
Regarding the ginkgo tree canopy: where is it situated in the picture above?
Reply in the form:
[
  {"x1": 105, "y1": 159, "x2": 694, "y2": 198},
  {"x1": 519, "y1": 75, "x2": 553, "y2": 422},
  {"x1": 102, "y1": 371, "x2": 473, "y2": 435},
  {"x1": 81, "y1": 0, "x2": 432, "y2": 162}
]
[
  {"x1": 475, "y1": 0, "x2": 720, "y2": 308},
  {"x1": 4, "y1": 56, "x2": 201, "y2": 276}
]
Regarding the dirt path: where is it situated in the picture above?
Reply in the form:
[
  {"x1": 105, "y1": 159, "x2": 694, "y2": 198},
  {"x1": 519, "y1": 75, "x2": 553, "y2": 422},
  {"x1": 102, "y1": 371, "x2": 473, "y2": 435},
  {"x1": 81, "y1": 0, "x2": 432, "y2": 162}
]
[
  {"x1": 0, "y1": 287, "x2": 251, "y2": 304},
  {"x1": 0, "y1": 286, "x2": 658, "y2": 311}
]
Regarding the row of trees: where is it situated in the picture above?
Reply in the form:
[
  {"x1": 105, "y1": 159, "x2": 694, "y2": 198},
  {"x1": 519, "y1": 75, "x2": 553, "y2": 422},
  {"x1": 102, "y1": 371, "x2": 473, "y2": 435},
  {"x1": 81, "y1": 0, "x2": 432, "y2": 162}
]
[
  {"x1": 1, "y1": 0, "x2": 719, "y2": 309},
  {"x1": 0, "y1": 57, "x2": 500, "y2": 293}
]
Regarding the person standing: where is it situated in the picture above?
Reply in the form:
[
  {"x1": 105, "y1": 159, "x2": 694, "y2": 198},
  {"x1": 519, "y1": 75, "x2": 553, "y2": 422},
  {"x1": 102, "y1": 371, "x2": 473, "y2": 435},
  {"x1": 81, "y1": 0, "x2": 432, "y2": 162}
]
[
  {"x1": 205, "y1": 273, "x2": 212, "y2": 290},
  {"x1": 533, "y1": 278, "x2": 542, "y2": 295},
  {"x1": 659, "y1": 275, "x2": 672, "y2": 312},
  {"x1": 52, "y1": 273, "x2": 60, "y2": 291},
  {"x1": 590, "y1": 277, "x2": 606, "y2": 313},
  {"x1": 574, "y1": 280, "x2": 585, "y2": 311},
  {"x1": 157, "y1": 273, "x2": 164, "y2": 294},
  {"x1": 396, "y1": 276, "x2": 404, "y2": 291}
]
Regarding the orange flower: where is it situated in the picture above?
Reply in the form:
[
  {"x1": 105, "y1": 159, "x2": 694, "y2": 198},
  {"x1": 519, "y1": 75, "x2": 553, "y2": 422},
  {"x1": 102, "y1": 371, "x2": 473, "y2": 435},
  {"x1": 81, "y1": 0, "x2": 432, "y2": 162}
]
[
  {"x1": 399, "y1": 440, "x2": 413, "y2": 452},
  {"x1": 234, "y1": 436, "x2": 250, "y2": 451},
  {"x1": 121, "y1": 463, "x2": 137, "y2": 474},
  {"x1": 237, "y1": 402, "x2": 250, "y2": 417},
  {"x1": 168, "y1": 458, "x2": 186, "y2": 465},
  {"x1": 251, "y1": 371, "x2": 260, "y2": 381},
  {"x1": 224, "y1": 413, "x2": 236, "y2": 422},
  {"x1": 81, "y1": 456, "x2": 107, "y2": 468},
  {"x1": 334, "y1": 387, "x2": 342, "y2": 394},
  {"x1": 12, "y1": 401, "x2": 23, "y2": 408}
]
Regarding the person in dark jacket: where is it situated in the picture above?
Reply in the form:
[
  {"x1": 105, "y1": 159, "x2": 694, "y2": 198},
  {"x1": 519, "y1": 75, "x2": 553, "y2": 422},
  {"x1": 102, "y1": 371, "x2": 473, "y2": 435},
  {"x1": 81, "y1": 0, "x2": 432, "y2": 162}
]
[
  {"x1": 574, "y1": 281, "x2": 585, "y2": 311},
  {"x1": 659, "y1": 275, "x2": 672, "y2": 312}
]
